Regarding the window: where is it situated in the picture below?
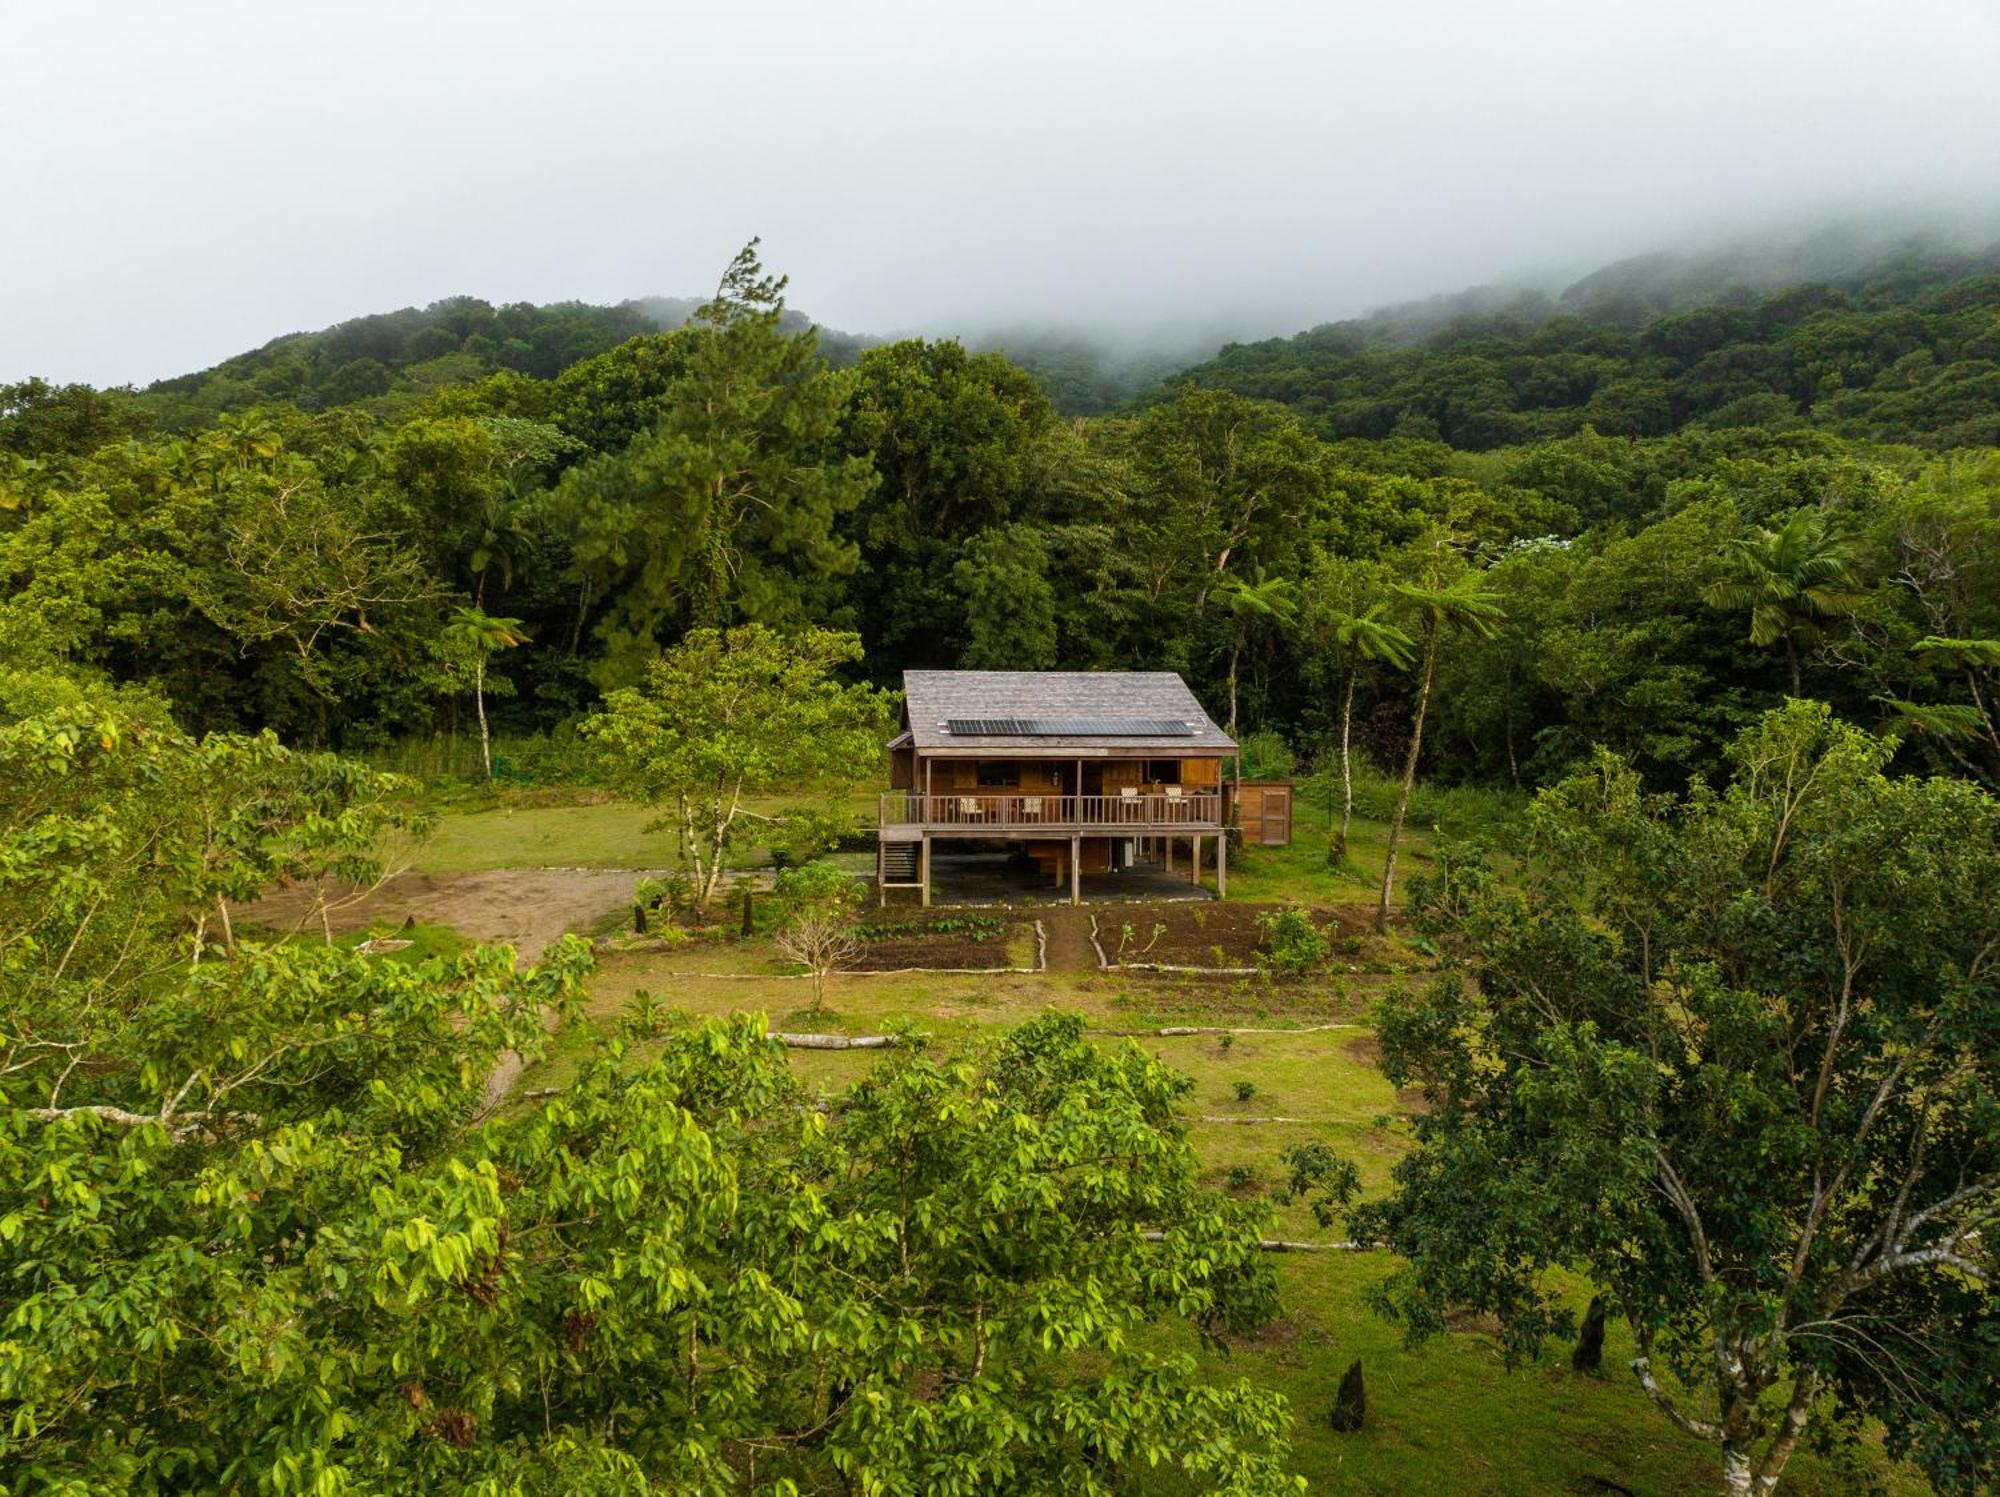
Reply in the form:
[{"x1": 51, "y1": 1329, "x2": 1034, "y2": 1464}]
[
  {"x1": 976, "y1": 761, "x2": 1020, "y2": 787},
  {"x1": 1145, "y1": 759, "x2": 1182, "y2": 784}
]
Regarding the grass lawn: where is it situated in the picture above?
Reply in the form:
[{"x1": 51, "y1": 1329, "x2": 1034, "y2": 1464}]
[
  {"x1": 411, "y1": 786, "x2": 877, "y2": 875},
  {"x1": 415, "y1": 798, "x2": 680, "y2": 873}
]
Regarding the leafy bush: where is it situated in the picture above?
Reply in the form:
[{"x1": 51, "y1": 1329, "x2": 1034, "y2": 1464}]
[
  {"x1": 1256, "y1": 907, "x2": 1331, "y2": 974},
  {"x1": 361, "y1": 727, "x2": 602, "y2": 789},
  {"x1": 1233, "y1": 1079, "x2": 1257, "y2": 1103},
  {"x1": 772, "y1": 859, "x2": 862, "y2": 913},
  {"x1": 1234, "y1": 728, "x2": 1297, "y2": 781},
  {"x1": 1329, "y1": 762, "x2": 1522, "y2": 836},
  {"x1": 769, "y1": 806, "x2": 860, "y2": 868}
]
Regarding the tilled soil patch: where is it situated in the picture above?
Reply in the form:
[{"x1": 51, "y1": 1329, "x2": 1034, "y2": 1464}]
[
  {"x1": 848, "y1": 915, "x2": 1035, "y2": 971},
  {"x1": 244, "y1": 867, "x2": 653, "y2": 964},
  {"x1": 1104, "y1": 901, "x2": 1376, "y2": 968}
]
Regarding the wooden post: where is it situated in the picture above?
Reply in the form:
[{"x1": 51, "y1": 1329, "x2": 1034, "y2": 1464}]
[
  {"x1": 919, "y1": 835, "x2": 931, "y2": 908},
  {"x1": 877, "y1": 838, "x2": 886, "y2": 908},
  {"x1": 1217, "y1": 827, "x2": 1227, "y2": 899},
  {"x1": 1166, "y1": 836, "x2": 1174, "y2": 874},
  {"x1": 1070, "y1": 834, "x2": 1081, "y2": 905},
  {"x1": 1192, "y1": 834, "x2": 1202, "y2": 888}
]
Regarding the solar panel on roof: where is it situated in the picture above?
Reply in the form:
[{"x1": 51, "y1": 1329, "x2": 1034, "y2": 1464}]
[{"x1": 944, "y1": 717, "x2": 1195, "y2": 737}]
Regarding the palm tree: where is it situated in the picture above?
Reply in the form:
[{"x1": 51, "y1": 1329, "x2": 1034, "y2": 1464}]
[
  {"x1": 1704, "y1": 510, "x2": 1867, "y2": 696},
  {"x1": 1375, "y1": 570, "x2": 1504, "y2": 934},
  {"x1": 1905, "y1": 635, "x2": 2000, "y2": 783},
  {"x1": 214, "y1": 412, "x2": 281, "y2": 470},
  {"x1": 443, "y1": 606, "x2": 530, "y2": 781},
  {"x1": 1319, "y1": 603, "x2": 1415, "y2": 865},
  {"x1": 1213, "y1": 568, "x2": 1299, "y2": 799}
]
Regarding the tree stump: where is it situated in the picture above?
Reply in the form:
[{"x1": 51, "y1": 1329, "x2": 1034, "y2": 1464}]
[
  {"x1": 1329, "y1": 1357, "x2": 1365, "y2": 1431},
  {"x1": 1572, "y1": 1294, "x2": 1606, "y2": 1372},
  {"x1": 633, "y1": 902, "x2": 647, "y2": 934},
  {"x1": 741, "y1": 887, "x2": 755, "y2": 938}
]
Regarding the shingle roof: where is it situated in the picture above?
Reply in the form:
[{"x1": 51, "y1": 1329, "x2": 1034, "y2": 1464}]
[{"x1": 900, "y1": 671, "x2": 1235, "y2": 751}]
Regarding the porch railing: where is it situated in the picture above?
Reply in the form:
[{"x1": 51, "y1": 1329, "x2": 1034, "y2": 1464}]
[{"x1": 880, "y1": 791, "x2": 1223, "y2": 829}]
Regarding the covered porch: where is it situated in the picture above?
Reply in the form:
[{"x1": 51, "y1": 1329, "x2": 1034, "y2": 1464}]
[{"x1": 878, "y1": 845, "x2": 1220, "y2": 907}]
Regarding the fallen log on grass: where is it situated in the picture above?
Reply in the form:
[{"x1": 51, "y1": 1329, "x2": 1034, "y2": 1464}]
[
  {"x1": 768, "y1": 1032, "x2": 900, "y2": 1050},
  {"x1": 1114, "y1": 960, "x2": 1261, "y2": 975},
  {"x1": 1110, "y1": 1023, "x2": 1362, "y2": 1037},
  {"x1": 1138, "y1": 1230, "x2": 1373, "y2": 1253}
]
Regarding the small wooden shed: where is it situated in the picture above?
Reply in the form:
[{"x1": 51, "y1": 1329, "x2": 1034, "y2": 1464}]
[{"x1": 1229, "y1": 780, "x2": 1294, "y2": 846}]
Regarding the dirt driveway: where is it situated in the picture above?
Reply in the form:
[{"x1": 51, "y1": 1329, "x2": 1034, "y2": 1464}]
[{"x1": 244, "y1": 867, "x2": 661, "y2": 963}]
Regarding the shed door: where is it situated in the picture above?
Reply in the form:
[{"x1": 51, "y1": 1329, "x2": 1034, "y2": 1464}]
[
  {"x1": 1263, "y1": 784, "x2": 1291, "y2": 845},
  {"x1": 1237, "y1": 784, "x2": 1293, "y2": 846}
]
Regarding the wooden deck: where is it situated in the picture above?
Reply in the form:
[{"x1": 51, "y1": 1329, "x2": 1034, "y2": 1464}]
[{"x1": 879, "y1": 791, "x2": 1223, "y2": 835}]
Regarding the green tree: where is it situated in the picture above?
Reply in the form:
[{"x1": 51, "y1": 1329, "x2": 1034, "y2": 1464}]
[
  {"x1": 1375, "y1": 546, "x2": 1503, "y2": 932},
  {"x1": 1109, "y1": 387, "x2": 1325, "y2": 668},
  {"x1": 3, "y1": 416, "x2": 443, "y2": 737},
  {"x1": 1906, "y1": 635, "x2": 2000, "y2": 785},
  {"x1": 953, "y1": 524, "x2": 1058, "y2": 669},
  {"x1": 583, "y1": 625, "x2": 893, "y2": 906},
  {"x1": 841, "y1": 338, "x2": 1062, "y2": 668},
  {"x1": 1307, "y1": 563, "x2": 1414, "y2": 863},
  {"x1": 1212, "y1": 567, "x2": 1299, "y2": 798},
  {"x1": 387, "y1": 414, "x2": 580, "y2": 604},
  {"x1": 771, "y1": 859, "x2": 863, "y2": 1013},
  {"x1": 0, "y1": 665, "x2": 433, "y2": 983},
  {"x1": 3, "y1": 1005, "x2": 1300, "y2": 1492},
  {"x1": 551, "y1": 242, "x2": 875, "y2": 684},
  {"x1": 1703, "y1": 507, "x2": 1867, "y2": 696},
  {"x1": 1361, "y1": 703, "x2": 2000, "y2": 1495},
  {"x1": 0, "y1": 377, "x2": 153, "y2": 458},
  {"x1": 441, "y1": 605, "x2": 530, "y2": 780}
]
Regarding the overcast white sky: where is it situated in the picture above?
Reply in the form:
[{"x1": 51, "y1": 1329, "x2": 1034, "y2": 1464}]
[{"x1": 6, "y1": 0, "x2": 1999, "y2": 385}]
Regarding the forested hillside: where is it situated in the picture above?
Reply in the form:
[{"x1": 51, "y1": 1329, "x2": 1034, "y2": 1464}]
[
  {"x1": 78, "y1": 292, "x2": 878, "y2": 430},
  {"x1": 1179, "y1": 239, "x2": 2000, "y2": 450},
  {"x1": 5, "y1": 238, "x2": 1997, "y2": 803}
]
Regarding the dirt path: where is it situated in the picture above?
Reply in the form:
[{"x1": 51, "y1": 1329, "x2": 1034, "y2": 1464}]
[
  {"x1": 1035, "y1": 907, "x2": 1102, "y2": 973},
  {"x1": 243, "y1": 867, "x2": 663, "y2": 963}
]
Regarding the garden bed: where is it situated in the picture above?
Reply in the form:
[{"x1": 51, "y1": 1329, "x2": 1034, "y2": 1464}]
[
  {"x1": 1095, "y1": 901, "x2": 1376, "y2": 970},
  {"x1": 848, "y1": 912, "x2": 1035, "y2": 971}
]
